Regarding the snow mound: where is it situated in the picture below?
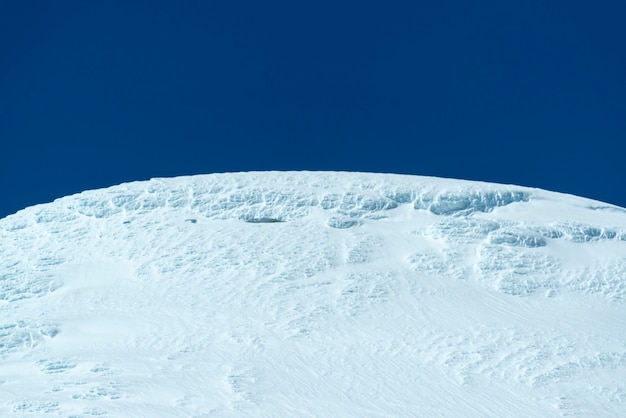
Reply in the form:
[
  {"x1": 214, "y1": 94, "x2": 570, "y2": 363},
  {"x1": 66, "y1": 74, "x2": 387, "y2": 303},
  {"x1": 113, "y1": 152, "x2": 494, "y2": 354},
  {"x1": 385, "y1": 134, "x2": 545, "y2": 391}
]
[{"x1": 1, "y1": 171, "x2": 626, "y2": 417}]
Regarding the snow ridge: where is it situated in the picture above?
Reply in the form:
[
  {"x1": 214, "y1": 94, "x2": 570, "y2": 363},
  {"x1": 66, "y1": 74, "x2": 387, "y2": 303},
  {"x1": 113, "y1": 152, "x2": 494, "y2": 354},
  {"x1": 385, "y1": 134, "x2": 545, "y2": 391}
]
[{"x1": 1, "y1": 171, "x2": 626, "y2": 417}]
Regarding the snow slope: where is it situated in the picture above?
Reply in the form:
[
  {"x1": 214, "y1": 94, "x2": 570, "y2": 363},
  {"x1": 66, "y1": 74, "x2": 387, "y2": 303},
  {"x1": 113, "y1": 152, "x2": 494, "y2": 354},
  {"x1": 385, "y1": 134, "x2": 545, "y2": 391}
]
[{"x1": 1, "y1": 171, "x2": 626, "y2": 417}]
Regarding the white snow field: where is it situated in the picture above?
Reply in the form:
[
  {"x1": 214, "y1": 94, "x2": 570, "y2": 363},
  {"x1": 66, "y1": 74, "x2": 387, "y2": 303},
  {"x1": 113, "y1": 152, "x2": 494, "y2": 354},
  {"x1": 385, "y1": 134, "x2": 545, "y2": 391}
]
[{"x1": 1, "y1": 171, "x2": 626, "y2": 417}]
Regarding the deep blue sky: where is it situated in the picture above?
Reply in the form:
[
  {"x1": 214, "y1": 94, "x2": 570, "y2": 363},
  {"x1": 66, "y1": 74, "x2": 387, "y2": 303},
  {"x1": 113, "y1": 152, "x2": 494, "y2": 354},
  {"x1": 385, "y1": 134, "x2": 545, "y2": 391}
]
[{"x1": 1, "y1": 1, "x2": 625, "y2": 218}]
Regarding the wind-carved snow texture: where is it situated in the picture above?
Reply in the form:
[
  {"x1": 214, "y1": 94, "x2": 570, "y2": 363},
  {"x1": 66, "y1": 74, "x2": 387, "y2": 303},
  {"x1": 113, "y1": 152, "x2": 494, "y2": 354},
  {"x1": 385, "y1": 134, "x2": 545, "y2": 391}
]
[
  {"x1": 1, "y1": 171, "x2": 626, "y2": 416},
  {"x1": 414, "y1": 190, "x2": 530, "y2": 215}
]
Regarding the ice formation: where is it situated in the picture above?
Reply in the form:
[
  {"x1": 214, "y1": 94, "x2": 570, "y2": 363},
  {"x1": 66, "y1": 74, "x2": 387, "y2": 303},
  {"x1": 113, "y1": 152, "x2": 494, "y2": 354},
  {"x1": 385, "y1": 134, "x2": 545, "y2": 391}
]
[{"x1": 1, "y1": 171, "x2": 626, "y2": 416}]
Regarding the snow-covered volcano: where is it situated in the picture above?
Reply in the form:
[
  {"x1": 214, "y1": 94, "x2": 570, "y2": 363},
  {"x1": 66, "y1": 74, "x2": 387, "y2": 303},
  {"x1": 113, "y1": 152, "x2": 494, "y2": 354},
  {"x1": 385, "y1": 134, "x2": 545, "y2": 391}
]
[{"x1": 1, "y1": 171, "x2": 626, "y2": 417}]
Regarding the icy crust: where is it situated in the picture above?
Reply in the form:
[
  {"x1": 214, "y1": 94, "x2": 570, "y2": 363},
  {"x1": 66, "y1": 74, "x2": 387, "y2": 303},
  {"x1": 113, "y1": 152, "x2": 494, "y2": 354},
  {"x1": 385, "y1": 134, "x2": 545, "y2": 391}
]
[
  {"x1": 1, "y1": 171, "x2": 626, "y2": 417},
  {"x1": 0, "y1": 171, "x2": 625, "y2": 305},
  {"x1": 413, "y1": 190, "x2": 530, "y2": 215},
  {"x1": 3, "y1": 172, "x2": 623, "y2": 240},
  {"x1": 6, "y1": 172, "x2": 535, "y2": 224},
  {"x1": 75, "y1": 186, "x2": 529, "y2": 220}
]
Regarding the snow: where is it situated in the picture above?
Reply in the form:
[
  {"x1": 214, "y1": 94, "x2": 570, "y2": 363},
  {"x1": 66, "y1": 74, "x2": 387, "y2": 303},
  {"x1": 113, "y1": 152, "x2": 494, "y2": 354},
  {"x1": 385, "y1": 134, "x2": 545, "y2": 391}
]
[{"x1": 1, "y1": 171, "x2": 626, "y2": 416}]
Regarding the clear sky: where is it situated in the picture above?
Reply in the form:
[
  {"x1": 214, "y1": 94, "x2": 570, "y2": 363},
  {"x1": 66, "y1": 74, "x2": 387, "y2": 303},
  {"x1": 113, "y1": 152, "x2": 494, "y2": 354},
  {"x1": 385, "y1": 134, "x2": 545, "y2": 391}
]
[{"x1": 1, "y1": 0, "x2": 625, "y2": 219}]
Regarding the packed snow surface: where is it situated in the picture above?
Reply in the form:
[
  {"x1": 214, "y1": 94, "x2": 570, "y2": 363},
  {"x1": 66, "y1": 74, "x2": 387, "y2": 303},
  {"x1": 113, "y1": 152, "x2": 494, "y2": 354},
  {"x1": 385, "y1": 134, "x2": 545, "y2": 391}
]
[{"x1": 1, "y1": 171, "x2": 626, "y2": 417}]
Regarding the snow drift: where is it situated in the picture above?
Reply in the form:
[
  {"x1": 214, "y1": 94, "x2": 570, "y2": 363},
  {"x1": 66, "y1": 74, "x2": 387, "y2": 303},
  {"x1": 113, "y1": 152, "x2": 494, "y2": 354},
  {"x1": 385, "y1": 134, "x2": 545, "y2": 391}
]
[{"x1": 1, "y1": 172, "x2": 626, "y2": 417}]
